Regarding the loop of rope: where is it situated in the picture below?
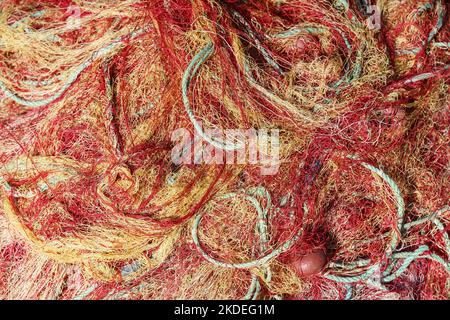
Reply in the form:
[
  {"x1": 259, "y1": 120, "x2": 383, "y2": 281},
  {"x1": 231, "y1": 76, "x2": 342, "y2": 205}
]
[
  {"x1": 191, "y1": 187, "x2": 297, "y2": 299},
  {"x1": 0, "y1": 27, "x2": 151, "y2": 108},
  {"x1": 182, "y1": 42, "x2": 245, "y2": 151},
  {"x1": 191, "y1": 187, "x2": 301, "y2": 271},
  {"x1": 325, "y1": 160, "x2": 449, "y2": 286}
]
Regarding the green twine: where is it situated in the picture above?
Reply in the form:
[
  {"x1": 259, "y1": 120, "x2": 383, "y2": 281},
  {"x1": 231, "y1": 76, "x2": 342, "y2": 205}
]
[
  {"x1": 182, "y1": 42, "x2": 244, "y2": 151},
  {"x1": 325, "y1": 159, "x2": 449, "y2": 286},
  {"x1": 383, "y1": 246, "x2": 429, "y2": 282},
  {"x1": 271, "y1": 25, "x2": 363, "y2": 91},
  {"x1": 73, "y1": 284, "x2": 97, "y2": 300},
  {"x1": 191, "y1": 187, "x2": 301, "y2": 300},
  {"x1": 344, "y1": 284, "x2": 353, "y2": 300},
  {"x1": 191, "y1": 191, "x2": 301, "y2": 269},
  {"x1": 0, "y1": 27, "x2": 151, "y2": 108}
]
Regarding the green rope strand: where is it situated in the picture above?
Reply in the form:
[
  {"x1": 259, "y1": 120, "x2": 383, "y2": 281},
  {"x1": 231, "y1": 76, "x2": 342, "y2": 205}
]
[{"x1": 325, "y1": 162, "x2": 449, "y2": 284}]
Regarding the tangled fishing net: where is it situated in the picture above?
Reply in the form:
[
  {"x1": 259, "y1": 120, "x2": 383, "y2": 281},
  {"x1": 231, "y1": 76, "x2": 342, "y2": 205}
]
[{"x1": 0, "y1": 0, "x2": 448, "y2": 300}]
